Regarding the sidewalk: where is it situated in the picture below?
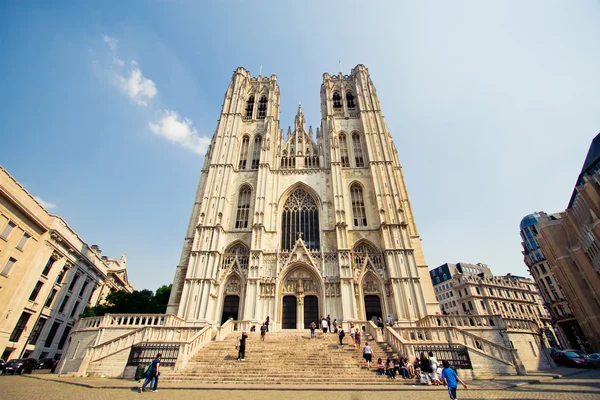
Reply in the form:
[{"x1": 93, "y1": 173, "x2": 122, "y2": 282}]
[{"x1": 24, "y1": 367, "x2": 589, "y2": 391}]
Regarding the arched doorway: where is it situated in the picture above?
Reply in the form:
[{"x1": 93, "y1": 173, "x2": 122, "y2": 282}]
[
  {"x1": 221, "y1": 295, "x2": 240, "y2": 324},
  {"x1": 303, "y1": 295, "x2": 319, "y2": 328},
  {"x1": 282, "y1": 296, "x2": 297, "y2": 329},
  {"x1": 364, "y1": 295, "x2": 382, "y2": 322}
]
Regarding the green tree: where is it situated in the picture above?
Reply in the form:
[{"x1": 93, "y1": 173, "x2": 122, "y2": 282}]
[{"x1": 79, "y1": 284, "x2": 172, "y2": 318}]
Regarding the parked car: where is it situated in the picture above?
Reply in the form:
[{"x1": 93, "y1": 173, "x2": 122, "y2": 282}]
[
  {"x1": 587, "y1": 353, "x2": 600, "y2": 369},
  {"x1": 3, "y1": 358, "x2": 37, "y2": 375},
  {"x1": 553, "y1": 351, "x2": 590, "y2": 368},
  {"x1": 37, "y1": 358, "x2": 55, "y2": 369},
  {"x1": 0, "y1": 358, "x2": 5, "y2": 374}
]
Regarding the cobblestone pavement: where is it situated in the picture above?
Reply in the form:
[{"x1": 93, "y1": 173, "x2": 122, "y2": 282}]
[{"x1": 0, "y1": 369, "x2": 598, "y2": 399}]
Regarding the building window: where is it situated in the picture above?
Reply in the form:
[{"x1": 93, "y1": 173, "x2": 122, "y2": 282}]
[
  {"x1": 44, "y1": 322, "x2": 61, "y2": 348},
  {"x1": 28, "y1": 317, "x2": 47, "y2": 345},
  {"x1": 238, "y1": 136, "x2": 249, "y2": 170},
  {"x1": 352, "y1": 132, "x2": 365, "y2": 167},
  {"x1": 70, "y1": 301, "x2": 80, "y2": 318},
  {"x1": 79, "y1": 281, "x2": 89, "y2": 298},
  {"x1": 251, "y1": 135, "x2": 262, "y2": 169},
  {"x1": 9, "y1": 312, "x2": 31, "y2": 342},
  {"x1": 333, "y1": 92, "x2": 342, "y2": 108},
  {"x1": 29, "y1": 281, "x2": 44, "y2": 302},
  {"x1": 350, "y1": 184, "x2": 367, "y2": 227},
  {"x1": 235, "y1": 186, "x2": 252, "y2": 229},
  {"x1": 1, "y1": 257, "x2": 17, "y2": 276},
  {"x1": 281, "y1": 188, "x2": 320, "y2": 251},
  {"x1": 57, "y1": 325, "x2": 72, "y2": 350},
  {"x1": 476, "y1": 287, "x2": 481, "y2": 295},
  {"x1": 462, "y1": 303, "x2": 467, "y2": 312},
  {"x1": 42, "y1": 257, "x2": 56, "y2": 277},
  {"x1": 346, "y1": 92, "x2": 356, "y2": 108},
  {"x1": 244, "y1": 95, "x2": 254, "y2": 119},
  {"x1": 55, "y1": 267, "x2": 68, "y2": 284},
  {"x1": 45, "y1": 289, "x2": 58, "y2": 308},
  {"x1": 468, "y1": 301, "x2": 473, "y2": 311},
  {"x1": 540, "y1": 264, "x2": 547, "y2": 274},
  {"x1": 339, "y1": 133, "x2": 350, "y2": 167},
  {"x1": 1, "y1": 221, "x2": 16, "y2": 240},
  {"x1": 68, "y1": 274, "x2": 80, "y2": 292},
  {"x1": 59, "y1": 295, "x2": 70, "y2": 314},
  {"x1": 480, "y1": 301, "x2": 486, "y2": 310},
  {"x1": 16, "y1": 233, "x2": 30, "y2": 250},
  {"x1": 511, "y1": 304, "x2": 517, "y2": 312},
  {"x1": 257, "y1": 95, "x2": 267, "y2": 119}
]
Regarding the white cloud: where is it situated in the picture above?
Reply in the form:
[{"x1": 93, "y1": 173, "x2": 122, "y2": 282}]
[
  {"x1": 34, "y1": 196, "x2": 56, "y2": 210},
  {"x1": 102, "y1": 34, "x2": 118, "y2": 51},
  {"x1": 117, "y1": 66, "x2": 157, "y2": 106},
  {"x1": 149, "y1": 110, "x2": 210, "y2": 154}
]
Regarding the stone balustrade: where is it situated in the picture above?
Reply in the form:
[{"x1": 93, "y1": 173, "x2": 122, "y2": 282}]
[
  {"x1": 74, "y1": 314, "x2": 185, "y2": 332},
  {"x1": 416, "y1": 314, "x2": 506, "y2": 329}
]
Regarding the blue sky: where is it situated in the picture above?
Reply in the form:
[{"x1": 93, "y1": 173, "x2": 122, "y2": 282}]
[{"x1": 1, "y1": 1, "x2": 599, "y2": 291}]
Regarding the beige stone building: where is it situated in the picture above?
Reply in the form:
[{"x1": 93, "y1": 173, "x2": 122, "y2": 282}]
[
  {"x1": 430, "y1": 263, "x2": 557, "y2": 347},
  {"x1": 0, "y1": 165, "x2": 133, "y2": 362},
  {"x1": 167, "y1": 64, "x2": 439, "y2": 327},
  {"x1": 534, "y1": 134, "x2": 600, "y2": 352}
]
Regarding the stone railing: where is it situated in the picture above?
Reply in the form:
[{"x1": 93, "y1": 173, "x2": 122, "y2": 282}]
[
  {"x1": 389, "y1": 326, "x2": 521, "y2": 369},
  {"x1": 503, "y1": 317, "x2": 539, "y2": 332},
  {"x1": 232, "y1": 320, "x2": 256, "y2": 333},
  {"x1": 416, "y1": 314, "x2": 506, "y2": 329},
  {"x1": 216, "y1": 318, "x2": 235, "y2": 341},
  {"x1": 74, "y1": 314, "x2": 185, "y2": 331},
  {"x1": 174, "y1": 325, "x2": 213, "y2": 369}
]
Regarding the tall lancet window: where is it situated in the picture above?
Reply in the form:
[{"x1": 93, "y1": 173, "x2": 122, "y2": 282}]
[
  {"x1": 238, "y1": 136, "x2": 249, "y2": 170},
  {"x1": 351, "y1": 183, "x2": 367, "y2": 227},
  {"x1": 251, "y1": 135, "x2": 262, "y2": 169},
  {"x1": 257, "y1": 95, "x2": 267, "y2": 119},
  {"x1": 339, "y1": 133, "x2": 350, "y2": 167},
  {"x1": 245, "y1": 95, "x2": 255, "y2": 120},
  {"x1": 333, "y1": 92, "x2": 342, "y2": 108},
  {"x1": 235, "y1": 186, "x2": 252, "y2": 229},
  {"x1": 352, "y1": 132, "x2": 365, "y2": 167},
  {"x1": 281, "y1": 189, "x2": 320, "y2": 251},
  {"x1": 346, "y1": 92, "x2": 356, "y2": 108}
]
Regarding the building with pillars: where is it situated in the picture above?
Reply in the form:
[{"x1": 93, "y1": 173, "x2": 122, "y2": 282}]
[
  {"x1": 166, "y1": 64, "x2": 439, "y2": 328},
  {"x1": 519, "y1": 213, "x2": 587, "y2": 350},
  {"x1": 429, "y1": 263, "x2": 558, "y2": 347},
  {"x1": 0, "y1": 165, "x2": 133, "y2": 362}
]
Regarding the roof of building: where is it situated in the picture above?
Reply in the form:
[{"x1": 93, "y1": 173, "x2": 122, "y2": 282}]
[{"x1": 569, "y1": 132, "x2": 600, "y2": 208}]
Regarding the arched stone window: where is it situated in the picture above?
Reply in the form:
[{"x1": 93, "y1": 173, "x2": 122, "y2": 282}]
[
  {"x1": 351, "y1": 184, "x2": 367, "y2": 227},
  {"x1": 352, "y1": 132, "x2": 365, "y2": 167},
  {"x1": 245, "y1": 95, "x2": 254, "y2": 120},
  {"x1": 235, "y1": 186, "x2": 252, "y2": 229},
  {"x1": 238, "y1": 136, "x2": 249, "y2": 170},
  {"x1": 281, "y1": 188, "x2": 320, "y2": 251},
  {"x1": 251, "y1": 135, "x2": 262, "y2": 169},
  {"x1": 339, "y1": 133, "x2": 350, "y2": 167},
  {"x1": 333, "y1": 92, "x2": 342, "y2": 108},
  {"x1": 257, "y1": 95, "x2": 267, "y2": 119},
  {"x1": 353, "y1": 241, "x2": 382, "y2": 270},
  {"x1": 346, "y1": 92, "x2": 356, "y2": 108}
]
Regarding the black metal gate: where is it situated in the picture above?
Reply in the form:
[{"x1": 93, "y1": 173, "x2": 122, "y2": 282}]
[
  {"x1": 413, "y1": 344, "x2": 472, "y2": 369},
  {"x1": 126, "y1": 343, "x2": 179, "y2": 367}
]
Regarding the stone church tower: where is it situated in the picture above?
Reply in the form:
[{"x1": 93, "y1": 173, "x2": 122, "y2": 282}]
[{"x1": 167, "y1": 65, "x2": 439, "y2": 328}]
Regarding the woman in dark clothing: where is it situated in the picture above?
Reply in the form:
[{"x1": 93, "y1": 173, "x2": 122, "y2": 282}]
[
  {"x1": 420, "y1": 352, "x2": 432, "y2": 385},
  {"x1": 237, "y1": 331, "x2": 248, "y2": 361}
]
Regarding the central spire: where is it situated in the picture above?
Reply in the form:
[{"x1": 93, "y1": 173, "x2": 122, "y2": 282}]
[{"x1": 294, "y1": 102, "x2": 305, "y2": 133}]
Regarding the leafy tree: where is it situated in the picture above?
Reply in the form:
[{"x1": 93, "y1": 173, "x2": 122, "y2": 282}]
[{"x1": 79, "y1": 284, "x2": 172, "y2": 318}]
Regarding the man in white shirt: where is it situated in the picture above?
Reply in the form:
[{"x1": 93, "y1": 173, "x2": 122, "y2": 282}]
[{"x1": 321, "y1": 318, "x2": 328, "y2": 334}]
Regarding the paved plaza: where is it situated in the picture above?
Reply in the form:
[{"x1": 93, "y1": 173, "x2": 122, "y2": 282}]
[{"x1": 0, "y1": 368, "x2": 598, "y2": 399}]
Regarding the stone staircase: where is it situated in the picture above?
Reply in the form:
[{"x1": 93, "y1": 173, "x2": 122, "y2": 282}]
[{"x1": 161, "y1": 330, "x2": 409, "y2": 385}]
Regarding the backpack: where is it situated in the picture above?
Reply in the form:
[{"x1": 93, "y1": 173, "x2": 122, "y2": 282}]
[
  {"x1": 339, "y1": 329, "x2": 345, "y2": 338},
  {"x1": 142, "y1": 362, "x2": 152, "y2": 377}
]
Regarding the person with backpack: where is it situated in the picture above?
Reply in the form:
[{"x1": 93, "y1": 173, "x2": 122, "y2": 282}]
[
  {"x1": 441, "y1": 360, "x2": 467, "y2": 400},
  {"x1": 310, "y1": 321, "x2": 317, "y2": 339},
  {"x1": 139, "y1": 353, "x2": 161, "y2": 393},
  {"x1": 260, "y1": 323, "x2": 267, "y2": 341},
  {"x1": 237, "y1": 331, "x2": 248, "y2": 361}
]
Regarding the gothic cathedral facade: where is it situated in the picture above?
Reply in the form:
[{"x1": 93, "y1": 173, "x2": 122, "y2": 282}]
[{"x1": 166, "y1": 65, "x2": 439, "y2": 329}]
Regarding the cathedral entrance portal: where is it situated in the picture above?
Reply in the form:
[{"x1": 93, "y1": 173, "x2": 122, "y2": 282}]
[
  {"x1": 303, "y1": 295, "x2": 319, "y2": 328},
  {"x1": 364, "y1": 295, "x2": 382, "y2": 322},
  {"x1": 221, "y1": 295, "x2": 240, "y2": 324},
  {"x1": 282, "y1": 296, "x2": 297, "y2": 329}
]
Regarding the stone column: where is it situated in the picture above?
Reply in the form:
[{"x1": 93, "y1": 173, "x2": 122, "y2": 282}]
[{"x1": 297, "y1": 295, "x2": 304, "y2": 329}]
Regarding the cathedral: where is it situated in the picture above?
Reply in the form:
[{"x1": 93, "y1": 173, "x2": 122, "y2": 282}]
[{"x1": 166, "y1": 65, "x2": 439, "y2": 329}]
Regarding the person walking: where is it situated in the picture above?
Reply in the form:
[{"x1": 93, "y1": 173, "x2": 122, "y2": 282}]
[
  {"x1": 355, "y1": 328, "x2": 361, "y2": 347},
  {"x1": 326, "y1": 315, "x2": 331, "y2": 333},
  {"x1": 332, "y1": 319, "x2": 338, "y2": 334},
  {"x1": 441, "y1": 360, "x2": 467, "y2": 400},
  {"x1": 377, "y1": 317, "x2": 384, "y2": 335},
  {"x1": 338, "y1": 327, "x2": 345, "y2": 346},
  {"x1": 349, "y1": 324, "x2": 356, "y2": 346},
  {"x1": 310, "y1": 321, "x2": 317, "y2": 339},
  {"x1": 260, "y1": 323, "x2": 266, "y2": 341},
  {"x1": 362, "y1": 341, "x2": 373, "y2": 369},
  {"x1": 265, "y1": 316, "x2": 270, "y2": 332},
  {"x1": 139, "y1": 353, "x2": 161, "y2": 393},
  {"x1": 237, "y1": 331, "x2": 248, "y2": 361},
  {"x1": 321, "y1": 318, "x2": 328, "y2": 334}
]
